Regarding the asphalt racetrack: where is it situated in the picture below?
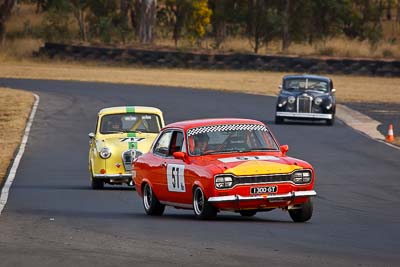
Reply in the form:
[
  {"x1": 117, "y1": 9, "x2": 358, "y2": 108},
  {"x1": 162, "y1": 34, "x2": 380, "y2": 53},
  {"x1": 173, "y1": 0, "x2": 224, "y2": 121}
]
[{"x1": 0, "y1": 78, "x2": 399, "y2": 266}]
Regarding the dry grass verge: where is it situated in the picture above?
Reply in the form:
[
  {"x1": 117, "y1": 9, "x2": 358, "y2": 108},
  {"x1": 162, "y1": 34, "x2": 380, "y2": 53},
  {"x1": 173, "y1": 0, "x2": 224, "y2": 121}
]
[
  {"x1": 1, "y1": 61, "x2": 400, "y2": 104},
  {"x1": 0, "y1": 88, "x2": 35, "y2": 185}
]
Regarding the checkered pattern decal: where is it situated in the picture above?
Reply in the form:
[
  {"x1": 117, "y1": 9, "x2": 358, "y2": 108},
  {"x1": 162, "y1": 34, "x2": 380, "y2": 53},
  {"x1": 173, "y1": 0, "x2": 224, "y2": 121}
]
[{"x1": 187, "y1": 124, "x2": 268, "y2": 136}]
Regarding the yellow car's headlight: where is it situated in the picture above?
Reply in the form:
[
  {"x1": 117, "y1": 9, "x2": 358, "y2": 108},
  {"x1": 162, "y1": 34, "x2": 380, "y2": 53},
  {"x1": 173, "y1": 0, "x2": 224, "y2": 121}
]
[{"x1": 99, "y1": 147, "x2": 112, "y2": 159}]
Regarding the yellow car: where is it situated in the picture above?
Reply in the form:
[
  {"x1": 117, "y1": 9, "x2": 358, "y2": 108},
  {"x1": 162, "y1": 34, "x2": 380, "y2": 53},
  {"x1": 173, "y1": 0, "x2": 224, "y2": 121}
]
[{"x1": 88, "y1": 106, "x2": 165, "y2": 189}]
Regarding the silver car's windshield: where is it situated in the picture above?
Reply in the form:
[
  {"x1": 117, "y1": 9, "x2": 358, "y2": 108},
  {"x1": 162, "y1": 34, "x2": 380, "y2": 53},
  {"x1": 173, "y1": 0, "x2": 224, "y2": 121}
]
[
  {"x1": 284, "y1": 78, "x2": 329, "y2": 92},
  {"x1": 100, "y1": 113, "x2": 162, "y2": 134},
  {"x1": 187, "y1": 124, "x2": 279, "y2": 156}
]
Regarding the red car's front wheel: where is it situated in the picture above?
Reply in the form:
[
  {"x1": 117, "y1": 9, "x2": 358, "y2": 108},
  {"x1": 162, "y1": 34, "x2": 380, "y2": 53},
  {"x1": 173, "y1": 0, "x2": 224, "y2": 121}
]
[
  {"x1": 193, "y1": 186, "x2": 217, "y2": 220},
  {"x1": 288, "y1": 198, "x2": 313, "y2": 222}
]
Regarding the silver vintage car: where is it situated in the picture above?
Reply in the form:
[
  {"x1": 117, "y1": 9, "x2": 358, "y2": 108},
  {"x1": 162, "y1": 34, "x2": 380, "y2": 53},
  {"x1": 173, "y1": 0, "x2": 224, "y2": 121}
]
[{"x1": 275, "y1": 74, "x2": 336, "y2": 125}]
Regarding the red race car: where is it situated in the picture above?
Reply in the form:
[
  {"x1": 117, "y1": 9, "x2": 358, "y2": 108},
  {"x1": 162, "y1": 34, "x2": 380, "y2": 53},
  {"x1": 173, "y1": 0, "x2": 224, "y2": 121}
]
[{"x1": 133, "y1": 118, "x2": 317, "y2": 222}]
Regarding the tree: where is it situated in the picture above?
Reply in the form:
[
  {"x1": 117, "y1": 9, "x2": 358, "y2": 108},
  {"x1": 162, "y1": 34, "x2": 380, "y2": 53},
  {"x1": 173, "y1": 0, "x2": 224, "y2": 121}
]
[
  {"x1": 139, "y1": 0, "x2": 157, "y2": 43},
  {"x1": 165, "y1": 0, "x2": 191, "y2": 47},
  {"x1": 247, "y1": 0, "x2": 280, "y2": 53},
  {"x1": 0, "y1": 0, "x2": 16, "y2": 46},
  {"x1": 186, "y1": 0, "x2": 212, "y2": 45},
  {"x1": 41, "y1": 0, "x2": 72, "y2": 42},
  {"x1": 70, "y1": 0, "x2": 89, "y2": 41},
  {"x1": 343, "y1": 0, "x2": 385, "y2": 47},
  {"x1": 397, "y1": 0, "x2": 400, "y2": 22},
  {"x1": 281, "y1": 0, "x2": 290, "y2": 51},
  {"x1": 247, "y1": 0, "x2": 265, "y2": 53},
  {"x1": 209, "y1": 0, "x2": 228, "y2": 49},
  {"x1": 165, "y1": 0, "x2": 211, "y2": 47}
]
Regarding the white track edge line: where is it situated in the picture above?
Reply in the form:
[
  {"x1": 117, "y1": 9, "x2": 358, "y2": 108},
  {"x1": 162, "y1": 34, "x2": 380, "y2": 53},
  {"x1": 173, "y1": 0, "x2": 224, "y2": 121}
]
[{"x1": 0, "y1": 93, "x2": 40, "y2": 215}]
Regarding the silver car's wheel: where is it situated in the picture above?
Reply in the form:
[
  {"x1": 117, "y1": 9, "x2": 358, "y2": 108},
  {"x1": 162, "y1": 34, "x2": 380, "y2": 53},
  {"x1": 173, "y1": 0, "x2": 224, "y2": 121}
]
[
  {"x1": 326, "y1": 117, "x2": 335, "y2": 126},
  {"x1": 275, "y1": 116, "x2": 284, "y2": 124},
  {"x1": 193, "y1": 186, "x2": 217, "y2": 220},
  {"x1": 142, "y1": 183, "x2": 165, "y2": 216}
]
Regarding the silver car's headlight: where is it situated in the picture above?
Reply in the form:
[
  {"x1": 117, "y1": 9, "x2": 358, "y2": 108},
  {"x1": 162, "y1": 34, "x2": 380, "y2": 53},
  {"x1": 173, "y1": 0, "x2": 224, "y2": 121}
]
[
  {"x1": 99, "y1": 147, "x2": 112, "y2": 159},
  {"x1": 288, "y1": 96, "x2": 296, "y2": 104},
  {"x1": 292, "y1": 170, "x2": 312, "y2": 184},
  {"x1": 314, "y1": 97, "x2": 323, "y2": 105},
  {"x1": 215, "y1": 175, "x2": 234, "y2": 189},
  {"x1": 277, "y1": 97, "x2": 287, "y2": 107}
]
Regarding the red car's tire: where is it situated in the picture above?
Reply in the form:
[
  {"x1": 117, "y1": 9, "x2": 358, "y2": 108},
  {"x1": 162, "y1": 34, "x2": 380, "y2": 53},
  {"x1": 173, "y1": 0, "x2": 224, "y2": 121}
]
[
  {"x1": 193, "y1": 186, "x2": 217, "y2": 220},
  {"x1": 142, "y1": 183, "x2": 165, "y2": 216},
  {"x1": 288, "y1": 198, "x2": 313, "y2": 223}
]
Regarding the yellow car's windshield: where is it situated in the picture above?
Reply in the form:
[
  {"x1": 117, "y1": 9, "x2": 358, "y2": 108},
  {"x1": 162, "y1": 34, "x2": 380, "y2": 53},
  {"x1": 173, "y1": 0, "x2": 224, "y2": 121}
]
[{"x1": 100, "y1": 113, "x2": 162, "y2": 134}]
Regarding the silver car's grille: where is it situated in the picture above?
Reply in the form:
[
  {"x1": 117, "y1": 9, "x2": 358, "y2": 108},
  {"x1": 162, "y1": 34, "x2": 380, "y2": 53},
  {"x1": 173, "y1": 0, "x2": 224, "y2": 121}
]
[
  {"x1": 297, "y1": 96, "x2": 312, "y2": 113},
  {"x1": 234, "y1": 174, "x2": 292, "y2": 185},
  {"x1": 122, "y1": 150, "x2": 143, "y2": 172}
]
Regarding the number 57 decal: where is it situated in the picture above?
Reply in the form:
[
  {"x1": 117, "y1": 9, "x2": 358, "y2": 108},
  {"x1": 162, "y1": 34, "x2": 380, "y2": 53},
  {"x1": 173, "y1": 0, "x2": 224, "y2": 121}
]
[{"x1": 167, "y1": 164, "x2": 186, "y2": 192}]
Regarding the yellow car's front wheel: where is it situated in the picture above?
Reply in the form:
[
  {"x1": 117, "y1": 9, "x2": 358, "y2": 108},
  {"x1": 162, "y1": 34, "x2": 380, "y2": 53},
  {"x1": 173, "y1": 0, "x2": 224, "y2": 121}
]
[
  {"x1": 90, "y1": 165, "x2": 104, "y2": 190},
  {"x1": 91, "y1": 178, "x2": 104, "y2": 190}
]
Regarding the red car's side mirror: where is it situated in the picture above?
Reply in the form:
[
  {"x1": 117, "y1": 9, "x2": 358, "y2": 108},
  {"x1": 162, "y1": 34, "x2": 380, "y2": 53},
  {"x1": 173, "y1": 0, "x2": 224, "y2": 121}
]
[
  {"x1": 280, "y1": 145, "x2": 289, "y2": 156},
  {"x1": 173, "y1": 151, "x2": 188, "y2": 162}
]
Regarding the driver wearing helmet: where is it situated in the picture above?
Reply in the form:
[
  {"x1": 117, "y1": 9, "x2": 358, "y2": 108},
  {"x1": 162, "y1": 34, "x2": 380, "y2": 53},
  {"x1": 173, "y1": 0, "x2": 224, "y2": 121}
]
[
  {"x1": 193, "y1": 133, "x2": 209, "y2": 155},
  {"x1": 108, "y1": 116, "x2": 123, "y2": 132}
]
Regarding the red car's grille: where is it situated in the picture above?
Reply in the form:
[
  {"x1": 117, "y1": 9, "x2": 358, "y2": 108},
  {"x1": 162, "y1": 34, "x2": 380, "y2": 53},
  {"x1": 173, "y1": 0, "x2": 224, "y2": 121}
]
[{"x1": 234, "y1": 174, "x2": 292, "y2": 185}]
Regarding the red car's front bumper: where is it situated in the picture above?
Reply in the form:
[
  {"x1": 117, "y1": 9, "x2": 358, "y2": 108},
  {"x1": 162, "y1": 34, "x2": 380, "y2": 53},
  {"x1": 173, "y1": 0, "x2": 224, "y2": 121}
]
[{"x1": 207, "y1": 190, "x2": 316, "y2": 210}]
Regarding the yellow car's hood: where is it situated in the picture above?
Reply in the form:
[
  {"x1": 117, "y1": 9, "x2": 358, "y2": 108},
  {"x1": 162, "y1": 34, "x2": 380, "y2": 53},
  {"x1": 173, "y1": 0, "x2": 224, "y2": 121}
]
[{"x1": 96, "y1": 132, "x2": 157, "y2": 153}]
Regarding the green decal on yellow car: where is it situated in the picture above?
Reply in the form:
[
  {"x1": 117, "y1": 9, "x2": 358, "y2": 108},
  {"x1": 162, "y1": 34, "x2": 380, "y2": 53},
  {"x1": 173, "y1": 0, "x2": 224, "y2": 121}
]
[
  {"x1": 127, "y1": 132, "x2": 137, "y2": 149},
  {"x1": 126, "y1": 107, "x2": 135, "y2": 113},
  {"x1": 129, "y1": 142, "x2": 138, "y2": 149}
]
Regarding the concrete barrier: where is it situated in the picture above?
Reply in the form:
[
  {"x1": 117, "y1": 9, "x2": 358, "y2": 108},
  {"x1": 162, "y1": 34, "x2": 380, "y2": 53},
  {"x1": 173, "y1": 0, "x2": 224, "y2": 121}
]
[{"x1": 35, "y1": 42, "x2": 400, "y2": 77}]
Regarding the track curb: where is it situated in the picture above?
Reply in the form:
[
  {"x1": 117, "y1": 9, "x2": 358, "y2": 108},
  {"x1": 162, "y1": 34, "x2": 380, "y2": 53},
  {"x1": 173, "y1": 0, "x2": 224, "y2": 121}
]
[{"x1": 336, "y1": 104, "x2": 399, "y2": 150}]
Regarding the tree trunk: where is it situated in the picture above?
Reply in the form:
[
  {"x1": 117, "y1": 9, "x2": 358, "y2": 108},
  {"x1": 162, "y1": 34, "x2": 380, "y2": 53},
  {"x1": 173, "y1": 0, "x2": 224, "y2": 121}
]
[
  {"x1": 172, "y1": 3, "x2": 185, "y2": 48},
  {"x1": 0, "y1": 0, "x2": 16, "y2": 46},
  {"x1": 139, "y1": 0, "x2": 157, "y2": 44},
  {"x1": 35, "y1": 0, "x2": 44, "y2": 13},
  {"x1": 214, "y1": 0, "x2": 226, "y2": 49},
  {"x1": 281, "y1": 0, "x2": 290, "y2": 52},
  {"x1": 71, "y1": 1, "x2": 87, "y2": 42},
  {"x1": 120, "y1": 0, "x2": 129, "y2": 20},
  {"x1": 78, "y1": 8, "x2": 87, "y2": 42},
  {"x1": 130, "y1": 0, "x2": 141, "y2": 38},
  {"x1": 397, "y1": 0, "x2": 400, "y2": 22}
]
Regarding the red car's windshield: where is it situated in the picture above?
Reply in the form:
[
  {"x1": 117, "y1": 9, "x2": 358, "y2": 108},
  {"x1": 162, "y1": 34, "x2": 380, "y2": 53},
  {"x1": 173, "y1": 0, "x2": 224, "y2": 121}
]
[{"x1": 187, "y1": 124, "x2": 279, "y2": 156}]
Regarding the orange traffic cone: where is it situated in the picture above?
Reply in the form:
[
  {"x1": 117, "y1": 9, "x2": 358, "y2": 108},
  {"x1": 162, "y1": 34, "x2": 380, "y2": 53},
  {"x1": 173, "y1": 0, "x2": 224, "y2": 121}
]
[{"x1": 386, "y1": 124, "x2": 394, "y2": 142}]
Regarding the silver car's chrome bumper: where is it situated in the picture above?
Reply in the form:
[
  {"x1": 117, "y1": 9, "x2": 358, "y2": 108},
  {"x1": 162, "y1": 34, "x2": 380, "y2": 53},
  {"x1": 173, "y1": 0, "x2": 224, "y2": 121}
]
[
  {"x1": 92, "y1": 173, "x2": 132, "y2": 179},
  {"x1": 276, "y1": 112, "x2": 332, "y2": 119},
  {"x1": 208, "y1": 190, "x2": 317, "y2": 203}
]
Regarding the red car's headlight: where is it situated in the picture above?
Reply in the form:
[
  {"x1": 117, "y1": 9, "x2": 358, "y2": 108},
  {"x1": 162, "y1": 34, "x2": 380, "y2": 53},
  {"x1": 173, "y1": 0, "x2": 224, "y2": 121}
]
[
  {"x1": 292, "y1": 170, "x2": 312, "y2": 184},
  {"x1": 215, "y1": 175, "x2": 233, "y2": 189}
]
